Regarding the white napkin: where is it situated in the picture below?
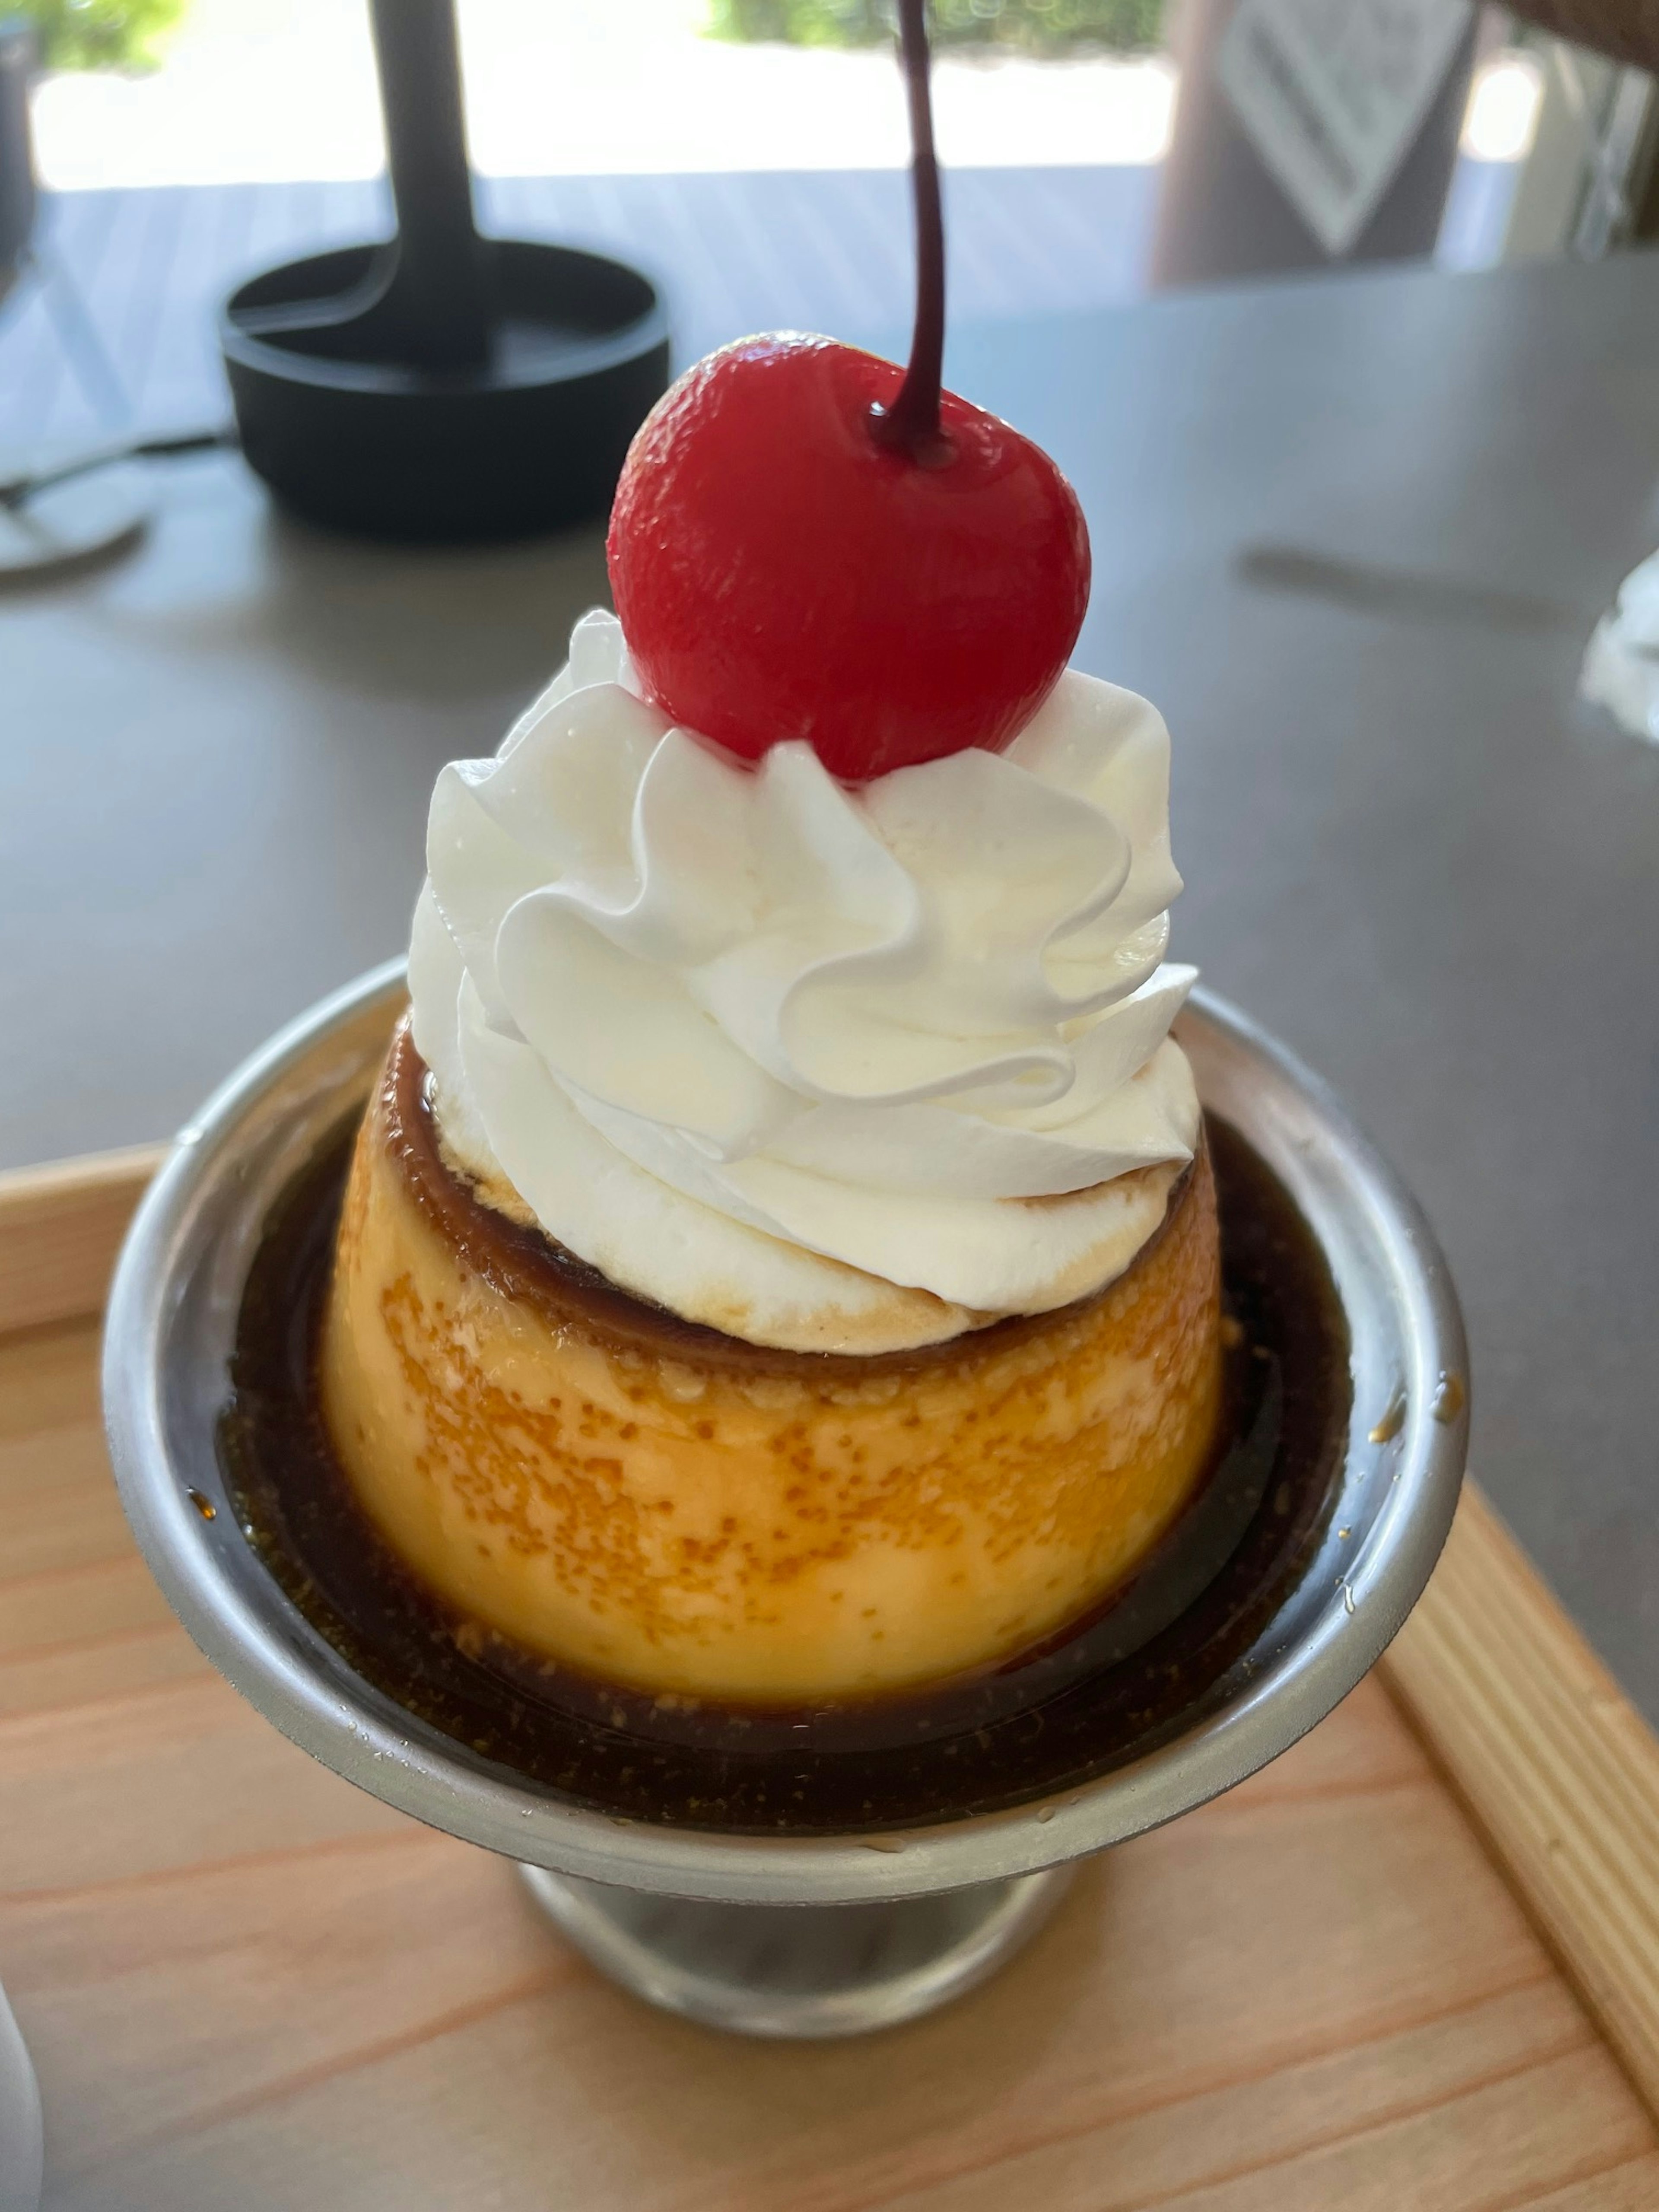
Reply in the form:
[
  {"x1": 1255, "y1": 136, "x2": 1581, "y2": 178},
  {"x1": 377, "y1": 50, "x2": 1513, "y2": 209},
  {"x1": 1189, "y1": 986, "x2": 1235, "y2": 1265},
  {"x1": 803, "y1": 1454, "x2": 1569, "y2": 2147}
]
[
  {"x1": 0, "y1": 1982, "x2": 42, "y2": 2212},
  {"x1": 1581, "y1": 547, "x2": 1659, "y2": 744}
]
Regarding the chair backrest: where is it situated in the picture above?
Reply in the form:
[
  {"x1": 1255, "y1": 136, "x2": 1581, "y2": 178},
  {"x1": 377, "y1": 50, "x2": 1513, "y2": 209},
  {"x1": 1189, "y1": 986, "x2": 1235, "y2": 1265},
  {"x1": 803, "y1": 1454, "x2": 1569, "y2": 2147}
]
[{"x1": 0, "y1": 18, "x2": 37, "y2": 304}]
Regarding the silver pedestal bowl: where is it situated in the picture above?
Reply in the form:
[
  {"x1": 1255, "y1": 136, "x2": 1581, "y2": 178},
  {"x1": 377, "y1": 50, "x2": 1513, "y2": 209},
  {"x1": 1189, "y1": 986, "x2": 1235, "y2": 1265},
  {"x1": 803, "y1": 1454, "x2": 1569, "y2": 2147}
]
[{"x1": 102, "y1": 964, "x2": 1467, "y2": 2039}]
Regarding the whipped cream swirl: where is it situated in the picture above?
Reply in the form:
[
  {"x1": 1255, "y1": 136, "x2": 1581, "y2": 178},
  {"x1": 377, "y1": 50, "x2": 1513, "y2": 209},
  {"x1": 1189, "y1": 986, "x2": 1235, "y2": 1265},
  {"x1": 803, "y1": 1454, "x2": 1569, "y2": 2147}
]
[{"x1": 410, "y1": 611, "x2": 1200, "y2": 1352}]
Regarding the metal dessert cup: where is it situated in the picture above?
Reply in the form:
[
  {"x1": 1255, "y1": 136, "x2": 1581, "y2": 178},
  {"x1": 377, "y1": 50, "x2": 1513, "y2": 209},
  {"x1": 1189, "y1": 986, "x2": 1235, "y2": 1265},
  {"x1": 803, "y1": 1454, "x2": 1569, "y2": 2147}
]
[{"x1": 103, "y1": 964, "x2": 1468, "y2": 2039}]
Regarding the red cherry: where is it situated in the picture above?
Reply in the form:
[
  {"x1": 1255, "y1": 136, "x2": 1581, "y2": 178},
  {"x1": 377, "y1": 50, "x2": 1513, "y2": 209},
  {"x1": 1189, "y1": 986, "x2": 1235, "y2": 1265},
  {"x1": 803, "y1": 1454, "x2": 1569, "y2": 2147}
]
[{"x1": 606, "y1": 333, "x2": 1090, "y2": 782}]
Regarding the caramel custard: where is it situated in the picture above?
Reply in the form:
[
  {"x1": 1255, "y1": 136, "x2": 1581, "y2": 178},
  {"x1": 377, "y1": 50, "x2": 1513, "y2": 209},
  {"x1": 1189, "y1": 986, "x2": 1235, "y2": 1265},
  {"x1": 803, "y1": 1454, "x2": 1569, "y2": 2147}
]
[
  {"x1": 221, "y1": 1098, "x2": 1348, "y2": 1831},
  {"x1": 320, "y1": 1020, "x2": 1223, "y2": 1704}
]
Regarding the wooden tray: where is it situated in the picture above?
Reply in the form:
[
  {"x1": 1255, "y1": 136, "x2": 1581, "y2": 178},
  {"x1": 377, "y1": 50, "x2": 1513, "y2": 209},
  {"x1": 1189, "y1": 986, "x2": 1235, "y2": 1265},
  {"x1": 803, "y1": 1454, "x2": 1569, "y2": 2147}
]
[{"x1": 4, "y1": 1151, "x2": 1659, "y2": 2212}]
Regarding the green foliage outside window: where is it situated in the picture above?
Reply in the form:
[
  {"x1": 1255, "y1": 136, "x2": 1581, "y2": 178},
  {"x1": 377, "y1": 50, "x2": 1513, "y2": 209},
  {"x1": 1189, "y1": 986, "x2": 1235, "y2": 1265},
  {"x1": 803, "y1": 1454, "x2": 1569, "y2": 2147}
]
[
  {"x1": 706, "y1": 0, "x2": 1165, "y2": 57},
  {"x1": 11, "y1": 0, "x2": 186, "y2": 71}
]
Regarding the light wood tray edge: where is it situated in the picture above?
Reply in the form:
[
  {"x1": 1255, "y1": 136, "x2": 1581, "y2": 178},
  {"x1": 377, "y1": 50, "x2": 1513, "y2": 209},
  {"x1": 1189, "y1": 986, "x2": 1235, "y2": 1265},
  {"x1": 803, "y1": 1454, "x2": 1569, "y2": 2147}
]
[
  {"x1": 6, "y1": 1144, "x2": 1659, "y2": 2125},
  {"x1": 1379, "y1": 1484, "x2": 1659, "y2": 2120},
  {"x1": 0, "y1": 1141, "x2": 166, "y2": 1337}
]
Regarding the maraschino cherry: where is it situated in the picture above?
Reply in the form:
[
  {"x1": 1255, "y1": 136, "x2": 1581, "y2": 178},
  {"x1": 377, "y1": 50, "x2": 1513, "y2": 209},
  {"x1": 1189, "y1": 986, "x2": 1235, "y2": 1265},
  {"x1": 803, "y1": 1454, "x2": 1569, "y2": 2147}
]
[{"x1": 607, "y1": 0, "x2": 1090, "y2": 783}]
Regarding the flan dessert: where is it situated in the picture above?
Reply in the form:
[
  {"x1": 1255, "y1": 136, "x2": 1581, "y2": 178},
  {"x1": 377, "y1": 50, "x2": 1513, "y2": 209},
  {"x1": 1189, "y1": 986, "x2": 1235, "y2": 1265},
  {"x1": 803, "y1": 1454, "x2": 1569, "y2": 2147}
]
[{"x1": 319, "y1": 599, "x2": 1222, "y2": 1703}]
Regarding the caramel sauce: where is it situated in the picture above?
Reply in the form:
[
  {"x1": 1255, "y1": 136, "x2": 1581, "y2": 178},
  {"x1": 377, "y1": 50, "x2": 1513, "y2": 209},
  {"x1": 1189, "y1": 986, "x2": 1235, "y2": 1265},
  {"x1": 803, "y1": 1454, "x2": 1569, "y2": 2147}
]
[
  {"x1": 1432, "y1": 1372, "x2": 1467, "y2": 1425},
  {"x1": 1368, "y1": 1392, "x2": 1408, "y2": 1446},
  {"x1": 217, "y1": 1113, "x2": 1350, "y2": 1834}
]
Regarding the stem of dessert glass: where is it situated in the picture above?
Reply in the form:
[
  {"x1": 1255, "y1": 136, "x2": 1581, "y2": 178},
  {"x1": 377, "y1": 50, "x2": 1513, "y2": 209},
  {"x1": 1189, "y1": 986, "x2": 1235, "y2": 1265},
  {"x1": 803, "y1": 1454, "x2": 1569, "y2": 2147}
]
[{"x1": 873, "y1": 0, "x2": 948, "y2": 461}]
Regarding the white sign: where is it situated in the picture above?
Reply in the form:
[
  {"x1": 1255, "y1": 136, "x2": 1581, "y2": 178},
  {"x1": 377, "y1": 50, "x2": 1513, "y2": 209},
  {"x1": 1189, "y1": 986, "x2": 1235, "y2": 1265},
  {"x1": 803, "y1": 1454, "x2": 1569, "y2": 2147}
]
[{"x1": 1217, "y1": 0, "x2": 1474, "y2": 257}]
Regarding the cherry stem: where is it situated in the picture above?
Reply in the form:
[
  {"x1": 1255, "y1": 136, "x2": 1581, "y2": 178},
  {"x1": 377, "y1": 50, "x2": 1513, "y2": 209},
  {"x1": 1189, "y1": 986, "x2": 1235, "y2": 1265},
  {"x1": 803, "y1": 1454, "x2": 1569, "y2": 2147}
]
[{"x1": 874, "y1": 0, "x2": 947, "y2": 461}]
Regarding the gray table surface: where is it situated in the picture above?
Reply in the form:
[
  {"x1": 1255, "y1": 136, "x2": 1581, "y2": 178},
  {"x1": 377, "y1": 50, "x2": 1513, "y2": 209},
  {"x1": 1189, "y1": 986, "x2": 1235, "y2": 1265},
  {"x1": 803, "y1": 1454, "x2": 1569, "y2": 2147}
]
[{"x1": 4, "y1": 247, "x2": 1657, "y2": 1722}]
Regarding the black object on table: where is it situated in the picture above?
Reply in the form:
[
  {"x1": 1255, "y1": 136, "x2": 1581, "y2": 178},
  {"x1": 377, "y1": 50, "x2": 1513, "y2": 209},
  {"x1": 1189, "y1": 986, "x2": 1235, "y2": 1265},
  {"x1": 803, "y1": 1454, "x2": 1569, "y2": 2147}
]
[{"x1": 220, "y1": 0, "x2": 670, "y2": 543}]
